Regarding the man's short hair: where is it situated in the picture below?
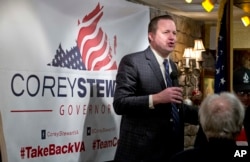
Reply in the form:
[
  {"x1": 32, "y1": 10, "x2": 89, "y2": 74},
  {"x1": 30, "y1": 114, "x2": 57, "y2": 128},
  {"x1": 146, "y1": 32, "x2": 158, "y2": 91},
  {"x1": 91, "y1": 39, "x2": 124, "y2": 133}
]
[{"x1": 148, "y1": 14, "x2": 175, "y2": 33}]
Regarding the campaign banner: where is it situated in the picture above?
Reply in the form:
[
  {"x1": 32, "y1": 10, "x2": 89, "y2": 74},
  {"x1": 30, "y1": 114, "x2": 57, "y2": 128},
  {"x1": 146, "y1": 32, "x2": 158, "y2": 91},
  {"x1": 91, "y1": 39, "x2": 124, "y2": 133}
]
[{"x1": 0, "y1": 0, "x2": 149, "y2": 161}]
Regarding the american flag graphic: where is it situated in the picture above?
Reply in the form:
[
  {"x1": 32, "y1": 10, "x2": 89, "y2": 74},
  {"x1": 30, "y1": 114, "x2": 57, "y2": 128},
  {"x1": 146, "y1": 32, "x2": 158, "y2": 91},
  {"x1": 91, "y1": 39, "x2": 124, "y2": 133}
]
[
  {"x1": 48, "y1": 44, "x2": 86, "y2": 70},
  {"x1": 48, "y1": 3, "x2": 117, "y2": 71},
  {"x1": 214, "y1": 1, "x2": 228, "y2": 93}
]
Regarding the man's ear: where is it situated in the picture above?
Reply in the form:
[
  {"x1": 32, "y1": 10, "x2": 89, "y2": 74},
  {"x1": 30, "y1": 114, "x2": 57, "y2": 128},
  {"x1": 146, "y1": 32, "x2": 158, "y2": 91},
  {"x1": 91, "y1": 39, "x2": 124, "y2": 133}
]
[{"x1": 148, "y1": 32, "x2": 153, "y2": 42}]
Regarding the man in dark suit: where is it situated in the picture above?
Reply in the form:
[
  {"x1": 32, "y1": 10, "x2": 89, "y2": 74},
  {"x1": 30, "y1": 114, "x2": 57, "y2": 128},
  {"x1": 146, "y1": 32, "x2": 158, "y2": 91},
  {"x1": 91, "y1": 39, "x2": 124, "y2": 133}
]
[
  {"x1": 233, "y1": 67, "x2": 250, "y2": 146},
  {"x1": 113, "y1": 15, "x2": 198, "y2": 162}
]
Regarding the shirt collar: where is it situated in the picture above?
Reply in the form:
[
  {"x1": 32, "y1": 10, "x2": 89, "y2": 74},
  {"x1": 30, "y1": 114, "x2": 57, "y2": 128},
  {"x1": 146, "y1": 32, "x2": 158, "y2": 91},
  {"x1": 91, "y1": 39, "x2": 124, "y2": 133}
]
[{"x1": 150, "y1": 46, "x2": 170, "y2": 65}]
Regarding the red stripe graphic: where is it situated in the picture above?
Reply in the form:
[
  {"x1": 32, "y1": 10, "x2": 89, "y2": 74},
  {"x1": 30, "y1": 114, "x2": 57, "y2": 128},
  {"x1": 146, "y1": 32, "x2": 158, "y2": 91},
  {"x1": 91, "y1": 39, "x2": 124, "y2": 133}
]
[
  {"x1": 82, "y1": 3, "x2": 103, "y2": 23},
  {"x1": 76, "y1": 3, "x2": 117, "y2": 71},
  {"x1": 11, "y1": 110, "x2": 53, "y2": 113}
]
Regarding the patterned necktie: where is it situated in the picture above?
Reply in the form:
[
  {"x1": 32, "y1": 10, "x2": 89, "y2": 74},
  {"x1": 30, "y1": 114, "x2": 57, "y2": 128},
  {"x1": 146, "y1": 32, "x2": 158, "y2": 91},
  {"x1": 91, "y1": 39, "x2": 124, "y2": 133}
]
[{"x1": 163, "y1": 59, "x2": 180, "y2": 134}]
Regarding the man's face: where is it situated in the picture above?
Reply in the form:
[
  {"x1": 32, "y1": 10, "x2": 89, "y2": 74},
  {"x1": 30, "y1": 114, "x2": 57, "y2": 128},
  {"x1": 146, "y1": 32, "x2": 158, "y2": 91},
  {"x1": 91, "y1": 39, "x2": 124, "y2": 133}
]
[
  {"x1": 236, "y1": 91, "x2": 250, "y2": 108},
  {"x1": 242, "y1": 52, "x2": 250, "y2": 69},
  {"x1": 148, "y1": 19, "x2": 177, "y2": 57}
]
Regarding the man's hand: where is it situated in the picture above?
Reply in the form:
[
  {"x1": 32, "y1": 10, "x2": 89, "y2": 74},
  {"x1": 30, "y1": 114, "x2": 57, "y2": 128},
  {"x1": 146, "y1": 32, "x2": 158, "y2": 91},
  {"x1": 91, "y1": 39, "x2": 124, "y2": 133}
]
[{"x1": 153, "y1": 87, "x2": 183, "y2": 105}]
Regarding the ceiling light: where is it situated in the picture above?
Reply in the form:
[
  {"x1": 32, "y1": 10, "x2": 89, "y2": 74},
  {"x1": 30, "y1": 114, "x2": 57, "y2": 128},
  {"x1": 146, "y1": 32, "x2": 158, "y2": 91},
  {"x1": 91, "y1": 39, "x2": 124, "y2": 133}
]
[
  {"x1": 241, "y1": 16, "x2": 250, "y2": 27},
  {"x1": 202, "y1": 0, "x2": 214, "y2": 12},
  {"x1": 185, "y1": 0, "x2": 192, "y2": 3}
]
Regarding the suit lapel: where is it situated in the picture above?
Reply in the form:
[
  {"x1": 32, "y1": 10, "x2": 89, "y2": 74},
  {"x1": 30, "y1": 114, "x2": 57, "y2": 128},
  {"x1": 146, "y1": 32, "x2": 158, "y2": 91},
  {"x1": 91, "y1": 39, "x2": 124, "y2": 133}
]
[
  {"x1": 170, "y1": 60, "x2": 178, "y2": 73},
  {"x1": 145, "y1": 47, "x2": 166, "y2": 89},
  {"x1": 169, "y1": 60, "x2": 179, "y2": 86}
]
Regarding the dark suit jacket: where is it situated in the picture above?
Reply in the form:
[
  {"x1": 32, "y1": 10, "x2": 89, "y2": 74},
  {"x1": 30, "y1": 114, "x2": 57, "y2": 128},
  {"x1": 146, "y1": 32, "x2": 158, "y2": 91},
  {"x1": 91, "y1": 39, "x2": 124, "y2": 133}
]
[{"x1": 113, "y1": 47, "x2": 198, "y2": 162}]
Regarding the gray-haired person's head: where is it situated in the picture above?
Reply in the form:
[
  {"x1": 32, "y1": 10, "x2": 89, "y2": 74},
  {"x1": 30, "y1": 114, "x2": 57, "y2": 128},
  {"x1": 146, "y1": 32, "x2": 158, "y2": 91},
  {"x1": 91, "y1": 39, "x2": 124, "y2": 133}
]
[{"x1": 199, "y1": 92, "x2": 245, "y2": 140}]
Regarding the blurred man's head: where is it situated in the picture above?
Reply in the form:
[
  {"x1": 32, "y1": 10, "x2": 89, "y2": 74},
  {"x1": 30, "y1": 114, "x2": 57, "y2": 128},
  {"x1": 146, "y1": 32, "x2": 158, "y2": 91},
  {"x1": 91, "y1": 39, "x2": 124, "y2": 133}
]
[
  {"x1": 233, "y1": 67, "x2": 250, "y2": 107},
  {"x1": 199, "y1": 92, "x2": 245, "y2": 140}
]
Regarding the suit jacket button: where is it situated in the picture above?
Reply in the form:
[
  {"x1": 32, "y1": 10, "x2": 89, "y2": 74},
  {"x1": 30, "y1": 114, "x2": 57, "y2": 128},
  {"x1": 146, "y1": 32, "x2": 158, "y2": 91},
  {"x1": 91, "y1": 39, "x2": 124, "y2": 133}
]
[{"x1": 170, "y1": 118, "x2": 173, "y2": 122}]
